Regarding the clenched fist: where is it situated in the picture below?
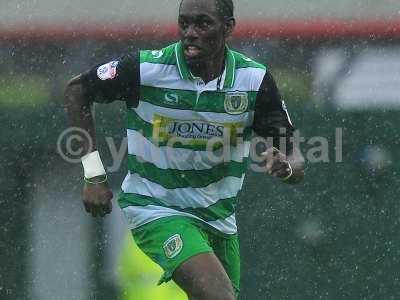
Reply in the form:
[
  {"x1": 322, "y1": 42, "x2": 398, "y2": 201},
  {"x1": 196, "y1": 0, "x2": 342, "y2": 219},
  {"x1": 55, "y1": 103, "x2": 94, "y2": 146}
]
[
  {"x1": 262, "y1": 147, "x2": 293, "y2": 180},
  {"x1": 83, "y1": 178, "x2": 113, "y2": 217}
]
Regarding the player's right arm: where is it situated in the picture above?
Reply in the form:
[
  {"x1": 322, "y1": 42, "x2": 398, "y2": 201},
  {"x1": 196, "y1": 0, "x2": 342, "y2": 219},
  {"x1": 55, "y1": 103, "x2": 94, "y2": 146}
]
[
  {"x1": 64, "y1": 53, "x2": 140, "y2": 217},
  {"x1": 252, "y1": 69, "x2": 305, "y2": 184}
]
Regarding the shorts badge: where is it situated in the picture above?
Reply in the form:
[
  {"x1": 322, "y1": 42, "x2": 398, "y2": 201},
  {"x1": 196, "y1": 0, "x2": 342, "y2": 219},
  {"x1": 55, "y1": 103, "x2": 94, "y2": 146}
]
[
  {"x1": 163, "y1": 234, "x2": 183, "y2": 259},
  {"x1": 224, "y1": 92, "x2": 248, "y2": 115}
]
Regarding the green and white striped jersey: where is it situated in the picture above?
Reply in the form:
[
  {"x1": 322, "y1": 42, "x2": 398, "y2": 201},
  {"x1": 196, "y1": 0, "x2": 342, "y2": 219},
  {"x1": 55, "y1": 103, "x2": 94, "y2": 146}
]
[
  {"x1": 83, "y1": 41, "x2": 294, "y2": 236},
  {"x1": 119, "y1": 42, "x2": 266, "y2": 235}
]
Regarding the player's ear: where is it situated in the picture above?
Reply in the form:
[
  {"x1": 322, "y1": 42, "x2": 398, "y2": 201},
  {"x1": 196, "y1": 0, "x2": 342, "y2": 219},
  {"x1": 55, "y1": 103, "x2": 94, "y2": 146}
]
[{"x1": 224, "y1": 17, "x2": 236, "y2": 37}]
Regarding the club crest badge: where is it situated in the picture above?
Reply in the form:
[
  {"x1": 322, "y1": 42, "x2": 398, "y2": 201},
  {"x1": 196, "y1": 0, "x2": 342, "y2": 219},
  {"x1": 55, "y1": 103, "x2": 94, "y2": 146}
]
[
  {"x1": 163, "y1": 234, "x2": 183, "y2": 259},
  {"x1": 224, "y1": 92, "x2": 248, "y2": 115}
]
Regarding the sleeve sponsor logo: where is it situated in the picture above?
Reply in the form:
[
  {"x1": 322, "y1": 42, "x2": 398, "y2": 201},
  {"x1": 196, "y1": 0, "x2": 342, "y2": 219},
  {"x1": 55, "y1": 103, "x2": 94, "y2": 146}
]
[{"x1": 97, "y1": 61, "x2": 119, "y2": 81}]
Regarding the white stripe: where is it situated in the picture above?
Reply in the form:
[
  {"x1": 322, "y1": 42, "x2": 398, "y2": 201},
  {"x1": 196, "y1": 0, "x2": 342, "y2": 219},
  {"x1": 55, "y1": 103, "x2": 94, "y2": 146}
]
[
  {"x1": 122, "y1": 205, "x2": 237, "y2": 234},
  {"x1": 141, "y1": 62, "x2": 197, "y2": 91},
  {"x1": 141, "y1": 62, "x2": 265, "y2": 92},
  {"x1": 134, "y1": 101, "x2": 254, "y2": 126},
  {"x1": 127, "y1": 129, "x2": 250, "y2": 170},
  {"x1": 234, "y1": 68, "x2": 266, "y2": 92},
  {"x1": 122, "y1": 172, "x2": 245, "y2": 208}
]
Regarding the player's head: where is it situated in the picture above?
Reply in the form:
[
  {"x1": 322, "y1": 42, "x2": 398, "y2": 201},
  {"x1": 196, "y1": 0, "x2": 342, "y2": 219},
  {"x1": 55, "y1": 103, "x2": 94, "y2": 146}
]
[{"x1": 178, "y1": 0, "x2": 236, "y2": 66}]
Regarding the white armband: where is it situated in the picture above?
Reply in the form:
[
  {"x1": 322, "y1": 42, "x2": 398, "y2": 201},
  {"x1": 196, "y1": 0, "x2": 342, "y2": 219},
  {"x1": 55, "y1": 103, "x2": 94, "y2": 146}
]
[{"x1": 81, "y1": 151, "x2": 106, "y2": 179}]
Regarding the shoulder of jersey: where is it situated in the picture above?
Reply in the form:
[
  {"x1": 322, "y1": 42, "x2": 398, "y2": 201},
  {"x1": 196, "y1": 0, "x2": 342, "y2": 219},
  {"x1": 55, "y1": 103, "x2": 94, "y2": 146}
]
[
  {"x1": 140, "y1": 43, "x2": 177, "y2": 65},
  {"x1": 231, "y1": 50, "x2": 267, "y2": 70}
]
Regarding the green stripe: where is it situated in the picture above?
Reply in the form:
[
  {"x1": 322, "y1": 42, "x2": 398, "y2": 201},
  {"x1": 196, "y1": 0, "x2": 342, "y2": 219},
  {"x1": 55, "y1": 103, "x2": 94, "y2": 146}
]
[
  {"x1": 128, "y1": 154, "x2": 247, "y2": 189},
  {"x1": 231, "y1": 50, "x2": 267, "y2": 70},
  {"x1": 127, "y1": 109, "x2": 153, "y2": 136},
  {"x1": 140, "y1": 44, "x2": 177, "y2": 65},
  {"x1": 224, "y1": 48, "x2": 236, "y2": 89},
  {"x1": 118, "y1": 192, "x2": 236, "y2": 222},
  {"x1": 127, "y1": 110, "x2": 253, "y2": 151},
  {"x1": 139, "y1": 43, "x2": 266, "y2": 72},
  {"x1": 141, "y1": 86, "x2": 258, "y2": 113},
  {"x1": 141, "y1": 86, "x2": 195, "y2": 110},
  {"x1": 175, "y1": 41, "x2": 190, "y2": 80}
]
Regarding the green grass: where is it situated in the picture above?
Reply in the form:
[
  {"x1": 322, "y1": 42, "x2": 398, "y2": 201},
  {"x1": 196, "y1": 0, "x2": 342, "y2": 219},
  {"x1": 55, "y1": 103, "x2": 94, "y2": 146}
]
[
  {"x1": 0, "y1": 76, "x2": 51, "y2": 107},
  {"x1": 273, "y1": 68, "x2": 312, "y2": 104}
]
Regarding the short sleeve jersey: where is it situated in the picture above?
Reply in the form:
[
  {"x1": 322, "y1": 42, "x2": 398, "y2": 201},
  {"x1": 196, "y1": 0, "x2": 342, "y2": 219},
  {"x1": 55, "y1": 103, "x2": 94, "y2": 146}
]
[{"x1": 81, "y1": 42, "x2": 294, "y2": 236}]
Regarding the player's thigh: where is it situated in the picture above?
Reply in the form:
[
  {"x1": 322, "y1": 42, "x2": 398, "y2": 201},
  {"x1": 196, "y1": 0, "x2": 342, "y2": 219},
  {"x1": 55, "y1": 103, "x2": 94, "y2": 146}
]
[
  {"x1": 131, "y1": 216, "x2": 213, "y2": 285},
  {"x1": 172, "y1": 251, "x2": 236, "y2": 300}
]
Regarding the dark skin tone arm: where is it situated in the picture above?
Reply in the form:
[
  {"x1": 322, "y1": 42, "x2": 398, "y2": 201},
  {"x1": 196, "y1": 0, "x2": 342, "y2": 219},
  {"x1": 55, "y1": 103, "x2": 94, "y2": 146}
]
[
  {"x1": 64, "y1": 75, "x2": 113, "y2": 217},
  {"x1": 263, "y1": 146, "x2": 305, "y2": 184}
]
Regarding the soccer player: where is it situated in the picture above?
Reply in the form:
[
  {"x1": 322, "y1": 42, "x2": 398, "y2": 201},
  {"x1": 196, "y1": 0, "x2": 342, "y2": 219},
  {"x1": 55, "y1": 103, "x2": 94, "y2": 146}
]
[{"x1": 65, "y1": 0, "x2": 305, "y2": 299}]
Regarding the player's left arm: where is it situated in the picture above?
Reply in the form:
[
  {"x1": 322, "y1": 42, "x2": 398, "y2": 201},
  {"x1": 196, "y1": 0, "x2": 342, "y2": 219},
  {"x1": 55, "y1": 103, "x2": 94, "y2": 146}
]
[{"x1": 252, "y1": 69, "x2": 305, "y2": 184}]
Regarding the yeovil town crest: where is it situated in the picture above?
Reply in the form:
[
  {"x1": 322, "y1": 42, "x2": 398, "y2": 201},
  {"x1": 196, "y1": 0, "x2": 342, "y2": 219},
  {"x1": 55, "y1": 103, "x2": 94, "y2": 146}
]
[
  {"x1": 224, "y1": 92, "x2": 248, "y2": 115},
  {"x1": 163, "y1": 234, "x2": 183, "y2": 259}
]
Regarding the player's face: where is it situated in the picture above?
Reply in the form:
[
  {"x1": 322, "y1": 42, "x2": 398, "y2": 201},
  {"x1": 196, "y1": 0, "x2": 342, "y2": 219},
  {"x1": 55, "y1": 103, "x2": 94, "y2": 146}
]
[{"x1": 178, "y1": 0, "x2": 227, "y2": 67}]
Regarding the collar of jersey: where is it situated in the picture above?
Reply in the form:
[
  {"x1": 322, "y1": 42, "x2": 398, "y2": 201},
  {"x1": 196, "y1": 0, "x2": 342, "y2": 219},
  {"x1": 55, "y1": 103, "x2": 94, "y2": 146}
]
[{"x1": 175, "y1": 41, "x2": 236, "y2": 89}]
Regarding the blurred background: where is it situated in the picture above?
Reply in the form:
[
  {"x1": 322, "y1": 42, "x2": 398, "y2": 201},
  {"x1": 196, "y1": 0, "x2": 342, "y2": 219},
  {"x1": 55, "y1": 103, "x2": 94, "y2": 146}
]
[{"x1": 1, "y1": 0, "x2": 400, "y2": 299}]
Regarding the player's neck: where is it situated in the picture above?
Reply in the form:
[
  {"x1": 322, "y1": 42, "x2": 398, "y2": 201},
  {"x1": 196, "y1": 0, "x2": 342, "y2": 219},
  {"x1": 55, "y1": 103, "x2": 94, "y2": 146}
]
[{"x1": 189, "y1": 49, "x2": 225, "y2": 84}]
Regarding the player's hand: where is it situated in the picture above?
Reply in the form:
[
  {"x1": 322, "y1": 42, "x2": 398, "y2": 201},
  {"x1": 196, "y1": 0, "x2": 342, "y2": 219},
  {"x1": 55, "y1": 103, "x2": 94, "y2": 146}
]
[
  {"x1": 82, "y1": 179, "x2": 113, "y2": 217},
  {"x1": 262, "y1": 147, "x2": 292, "y2": 180}
]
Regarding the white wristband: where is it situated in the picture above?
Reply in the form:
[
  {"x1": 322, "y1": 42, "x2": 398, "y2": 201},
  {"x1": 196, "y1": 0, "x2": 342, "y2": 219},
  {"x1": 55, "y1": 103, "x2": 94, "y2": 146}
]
[{"x1": 81, "y1": 151, "x2": 106, "y2": 179}]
